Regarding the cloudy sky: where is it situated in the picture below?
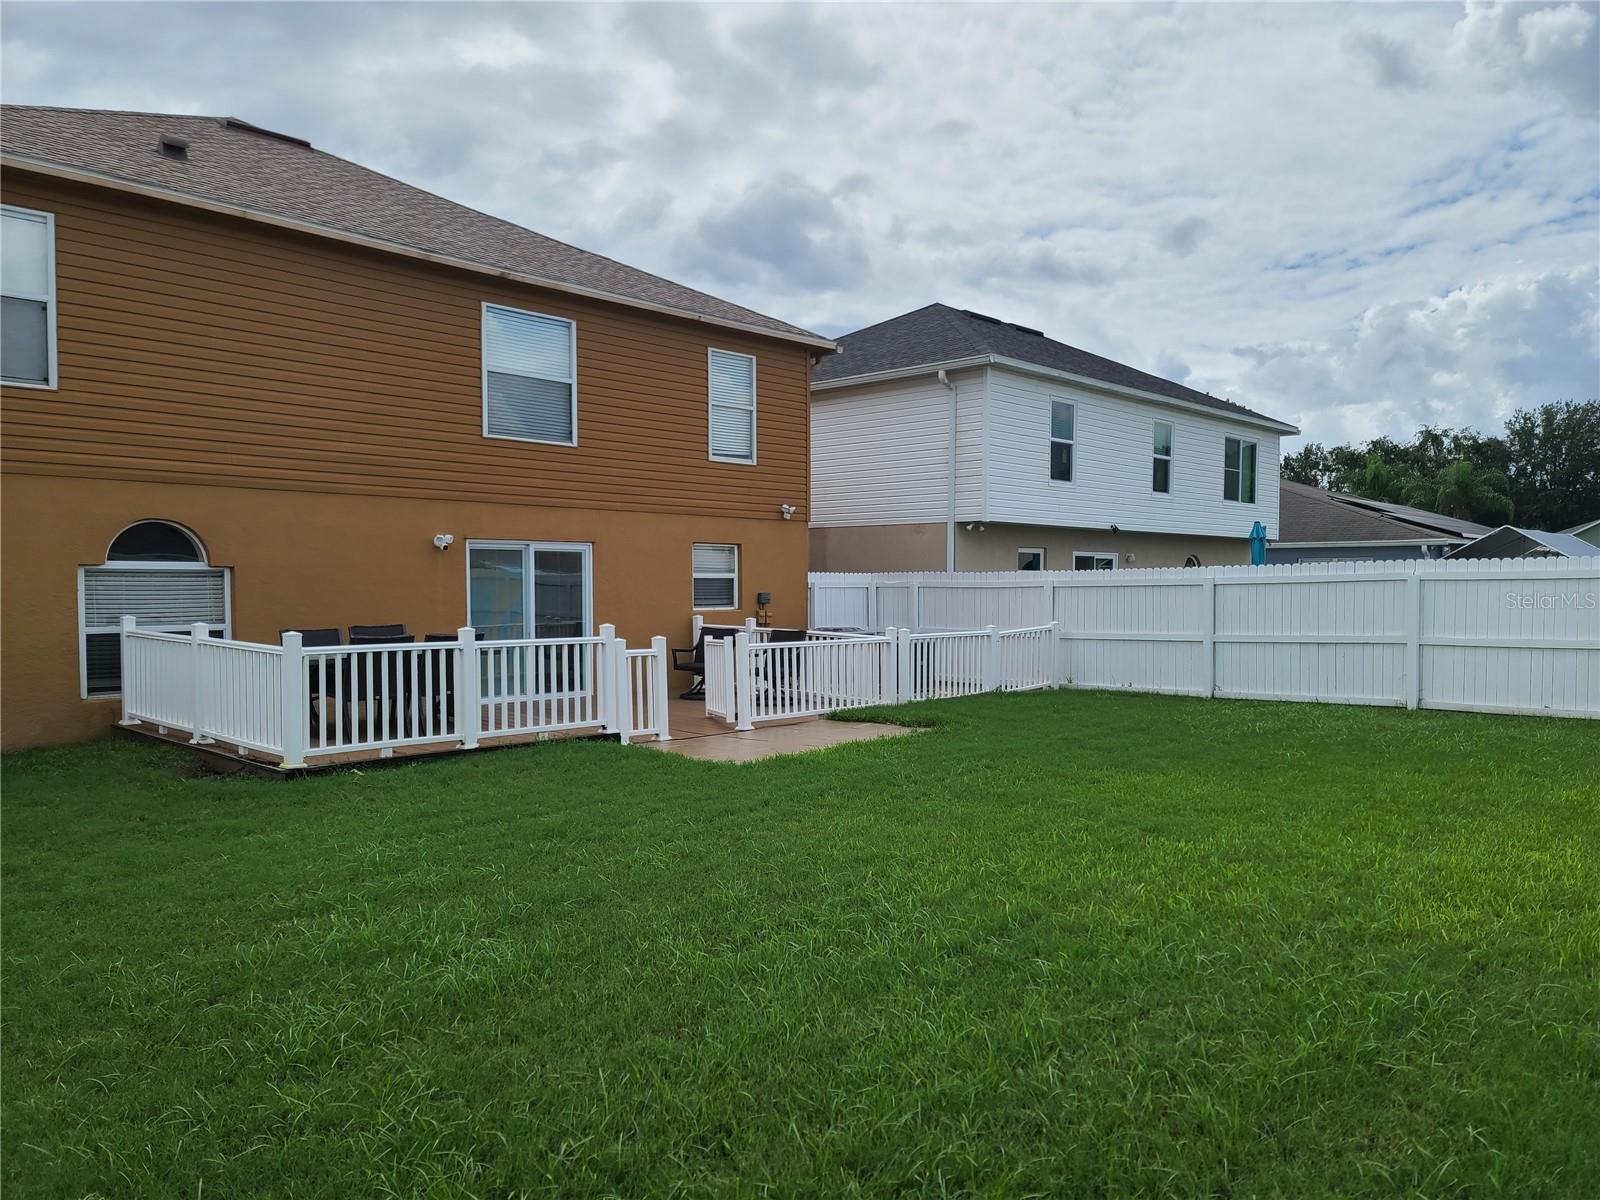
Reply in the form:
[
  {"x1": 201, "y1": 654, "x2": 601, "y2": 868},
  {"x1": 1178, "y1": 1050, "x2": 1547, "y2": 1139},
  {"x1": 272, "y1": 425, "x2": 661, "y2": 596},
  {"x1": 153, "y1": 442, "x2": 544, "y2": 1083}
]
[{"x1": 4, "y1": 1, "x2": 1597, "y2": 447}]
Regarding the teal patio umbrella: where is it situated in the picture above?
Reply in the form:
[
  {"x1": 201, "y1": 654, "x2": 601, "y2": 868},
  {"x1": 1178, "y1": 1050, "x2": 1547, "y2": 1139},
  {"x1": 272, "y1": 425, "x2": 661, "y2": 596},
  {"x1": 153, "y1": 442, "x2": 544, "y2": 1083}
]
[{"x1": 1249, "y1": 521, "x2": 1267, "y2": 565}]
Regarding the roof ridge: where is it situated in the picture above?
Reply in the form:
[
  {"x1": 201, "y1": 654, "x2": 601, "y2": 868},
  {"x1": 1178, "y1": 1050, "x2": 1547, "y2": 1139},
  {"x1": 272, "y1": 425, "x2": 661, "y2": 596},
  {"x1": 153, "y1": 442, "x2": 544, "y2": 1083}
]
[{"x1": 2, "y1": 103, "x2": 215, "y2": 121}]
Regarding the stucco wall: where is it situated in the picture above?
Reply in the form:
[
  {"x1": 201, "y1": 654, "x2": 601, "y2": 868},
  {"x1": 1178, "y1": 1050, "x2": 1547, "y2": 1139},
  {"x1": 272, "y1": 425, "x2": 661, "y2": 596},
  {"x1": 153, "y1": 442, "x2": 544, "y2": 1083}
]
[
  {"x1": 2, "y1": 474, "x2": 806, "y2": 749},
  {"x1": 809, "y1": 523, "x2": 948, "y2": 572},
  {"x1": 954, "y1": 523, "x2": 1249, "y2": 571}
]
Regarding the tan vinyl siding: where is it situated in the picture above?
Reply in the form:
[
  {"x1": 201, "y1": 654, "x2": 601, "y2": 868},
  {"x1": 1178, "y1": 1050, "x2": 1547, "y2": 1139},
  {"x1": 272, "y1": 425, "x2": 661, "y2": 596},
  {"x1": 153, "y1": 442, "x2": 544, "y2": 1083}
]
[{"x1": 0, "y1": 173, "x2": 812, "y2": 518}]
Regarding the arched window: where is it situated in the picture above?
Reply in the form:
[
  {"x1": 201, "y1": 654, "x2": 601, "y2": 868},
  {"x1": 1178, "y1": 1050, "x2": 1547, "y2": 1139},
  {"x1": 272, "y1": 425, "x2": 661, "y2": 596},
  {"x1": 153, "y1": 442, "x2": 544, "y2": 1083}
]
[
  {"x1": 106, "y1": 520, "x2": 205, "y2": 563},
  {"x1": 1184, "y1": 554, "x2": 1202, "y2": 568},
  {"x1": 79, "y1": 522, "x2": 230, "y2": 697}
]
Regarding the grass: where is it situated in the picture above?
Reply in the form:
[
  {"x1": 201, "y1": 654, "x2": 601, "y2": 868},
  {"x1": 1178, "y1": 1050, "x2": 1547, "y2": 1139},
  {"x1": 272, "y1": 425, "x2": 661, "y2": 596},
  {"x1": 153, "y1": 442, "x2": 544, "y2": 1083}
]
[{"x1": 3, "y1": 690, "x2": 1598, "y2": 1198}]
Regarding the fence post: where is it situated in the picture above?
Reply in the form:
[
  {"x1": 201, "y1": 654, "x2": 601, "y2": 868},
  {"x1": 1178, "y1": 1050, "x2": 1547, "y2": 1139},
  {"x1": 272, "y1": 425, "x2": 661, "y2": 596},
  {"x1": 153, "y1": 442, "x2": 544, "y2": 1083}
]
[
  {"x1": 1403, "y1": 572, "x2": 1422, "y2": 710},
  {"x1": 188, "y1": 622, "x2": 211, "y2": 744},
  {"x1": 118, "y1": 615, "x2": 140, "y2": 725},
  {"x1": 895, "y1": 627, "x2": 914, "y2": 703},
  {"x1": 733, "y1": 631, "x2": 754, "y2": 730},
  {"x1": 985, "y1": 624, "x2": 999, "y2": 692},
  {"x1": 1201, "y1": 575, "x2": 1217, "y2": 698},
  {"x1": 456, "y1": 626, "x2": 480, "y2": 749},
  {"x1": 278, "y1": 629, "x2": 306, "y2": 769},
  {"x1": 613, "y1": 633, "x2": 633, "y2": 745},
  {"x1": 651, "y1": 635, "x2": 672, "y2": 741},
  {"x1": 597, "y1": 624, "x2": 617, "y2": 732},
  {"x1": 692, "y1": 613, "x2": 704, "y2": 645},
  {"x1": 1046, "y1": 621, "x2": 1059, "y2": 689},
  {"x1": 910, "y1": 581, "x2": 922, "y2": 633},
  {"x1": 868, "y1": 581, "x2": 880, "y2": 634}
]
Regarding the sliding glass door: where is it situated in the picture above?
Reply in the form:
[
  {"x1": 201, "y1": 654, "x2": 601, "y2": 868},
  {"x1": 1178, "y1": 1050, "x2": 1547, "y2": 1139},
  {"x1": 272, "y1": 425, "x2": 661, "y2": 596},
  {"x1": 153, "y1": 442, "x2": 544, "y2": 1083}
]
[{"x1": 467, "y1": 542, "x2": 592, "y2": 640}]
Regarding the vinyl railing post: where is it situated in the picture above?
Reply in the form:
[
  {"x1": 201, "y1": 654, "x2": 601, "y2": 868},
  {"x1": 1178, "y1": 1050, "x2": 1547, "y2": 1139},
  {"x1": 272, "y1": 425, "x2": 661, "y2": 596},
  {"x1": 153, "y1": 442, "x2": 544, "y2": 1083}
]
[
  {"x1": 911, "y1": 581, "x2": 922, "y2": 633},
  {"x1": 118, "y1": 615, "x2": 140, "y2": 726},
  {"x1": 1046, "y1": 621, "x2": 1059, "y2": 688},
  {"x1": 613, "y1": 634, "x2": 633, "y2": 745},
  {"x1": 897, "y1": 627, "x2": 914, "y2": 703},
  {"x1": 598, "y1": 624, "x2": 617, "y2": 732},
  {"x1": 692, "y1": 613, "x2": 704, "y2": 645},
  {"x1": 733, "y1": 631, "x2": 754, "y2": 730},
  {"x1": 456, "y1": 626, "x2": 480, "y2": 749},
  {"x1": 188, "y1": 622, "x2": 211, "y2": 745},
  {"x1": 651, "y1": 636, "x2": 672, "y2": 741},
  {"x1": 278, "y1": 629, "x2": 306, "y2": 769},
  {"x1": 985, "y1": 624, "x2": 999, "y2": 692},
  {"x1": 1201, "y1": 575, "x2": 1217, "y2": 698}
]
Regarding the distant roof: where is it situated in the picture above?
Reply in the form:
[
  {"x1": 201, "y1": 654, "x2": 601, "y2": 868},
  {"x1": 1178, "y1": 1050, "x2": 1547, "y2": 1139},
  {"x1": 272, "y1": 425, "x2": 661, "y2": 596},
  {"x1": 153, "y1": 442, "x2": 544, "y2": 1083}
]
[
  {"x1": 1276, "y1": 481, "x2": 1490, "y2": 545},
  {"x1": 0, "y1": 105, "x2": 828, "y2": 347},
  {"x1": 812, "y1": 303, "x2": 1290, "y2": 428},
  {"x1": 1445, "y1": 525, "x2": 1599, "y2": 559}
]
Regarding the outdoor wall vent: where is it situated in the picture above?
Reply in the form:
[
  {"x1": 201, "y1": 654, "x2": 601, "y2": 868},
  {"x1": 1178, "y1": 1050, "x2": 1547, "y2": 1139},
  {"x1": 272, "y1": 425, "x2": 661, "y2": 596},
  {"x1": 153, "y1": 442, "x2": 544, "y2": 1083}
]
[{"x1": 157, "y1": 134, "x2": 190, "y2": 161}]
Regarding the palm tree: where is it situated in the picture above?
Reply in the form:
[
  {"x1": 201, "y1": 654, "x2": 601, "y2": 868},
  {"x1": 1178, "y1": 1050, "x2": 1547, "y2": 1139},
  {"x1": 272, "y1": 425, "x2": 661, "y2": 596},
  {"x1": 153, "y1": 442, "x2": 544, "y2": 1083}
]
[{"x1": 1404, "y1": 461, "x2": 1514, "y2": 524}]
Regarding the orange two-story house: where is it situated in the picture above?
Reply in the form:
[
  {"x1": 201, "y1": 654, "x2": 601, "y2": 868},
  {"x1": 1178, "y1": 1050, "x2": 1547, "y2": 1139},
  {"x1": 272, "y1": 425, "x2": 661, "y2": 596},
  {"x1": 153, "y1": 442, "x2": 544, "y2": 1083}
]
[{"x1": 0, "y1": 106, "x2": 833, "y2": 750}]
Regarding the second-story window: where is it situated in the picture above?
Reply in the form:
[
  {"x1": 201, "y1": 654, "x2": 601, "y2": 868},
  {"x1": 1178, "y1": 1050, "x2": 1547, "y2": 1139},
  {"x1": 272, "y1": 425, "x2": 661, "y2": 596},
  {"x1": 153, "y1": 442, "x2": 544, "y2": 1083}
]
[
  {"x1": 2, "y1": 205, "x2": 57, "y2": 388},
  {"x1": 1049, "y1": 401, "x2": 1074, "y2": 482},
  {"x1": 1153, "y1": 421, "x2": 1173, "y2": 493},
  {"x1": 482, "y1": 303, "x2": 576, "y2": 446},
  {"x1": 1224, "y1": 436, "x2": 1257, "y2": 503},
  {"x1": 708, "y1": 348, "x2": 756, "y2": 463}
]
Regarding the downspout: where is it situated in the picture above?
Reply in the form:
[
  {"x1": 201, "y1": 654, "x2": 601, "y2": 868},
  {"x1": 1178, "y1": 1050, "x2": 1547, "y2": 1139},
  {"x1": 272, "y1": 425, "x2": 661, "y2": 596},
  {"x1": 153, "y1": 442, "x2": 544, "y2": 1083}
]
[{"x1": 938, "y1": 369, "x2": 957, "y2": 571}]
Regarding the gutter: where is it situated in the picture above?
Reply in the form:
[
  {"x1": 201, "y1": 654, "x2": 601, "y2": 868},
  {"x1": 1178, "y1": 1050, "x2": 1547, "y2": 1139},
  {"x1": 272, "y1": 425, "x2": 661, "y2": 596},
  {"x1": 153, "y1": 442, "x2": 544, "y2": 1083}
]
[
  {"x1": 3, "y1": 154, "x2": 839, "y2": 353},
  {"x1": 814, "y1": 354, "x2": 1299, "y2": 435}
]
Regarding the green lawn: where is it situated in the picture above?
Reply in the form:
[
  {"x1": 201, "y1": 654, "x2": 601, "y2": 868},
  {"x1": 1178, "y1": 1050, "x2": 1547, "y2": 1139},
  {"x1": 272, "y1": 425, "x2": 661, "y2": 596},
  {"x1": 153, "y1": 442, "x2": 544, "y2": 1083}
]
[{"x1": 4, "y1": 692, "x2": 1597, "y2": 1198}]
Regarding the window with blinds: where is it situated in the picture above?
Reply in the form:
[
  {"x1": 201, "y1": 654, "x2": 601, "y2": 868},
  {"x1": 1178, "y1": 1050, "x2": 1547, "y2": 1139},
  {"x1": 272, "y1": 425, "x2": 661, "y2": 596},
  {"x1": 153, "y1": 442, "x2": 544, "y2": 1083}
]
[
  {"x1": 708, "y1": 349, "x2": 756, "y2": 463},
  {"x1": 79, "y1": 521, "x2": 229, "y2": 697},
  {"x1": 2, "y1": 205, "x2": 56, "y2": 387},
  {"x1": 692, "y1": 543, "x2": 739, "y2": 610},
  {"x1": 482, "y1": 303, "x2": 576, "y2": 445}
]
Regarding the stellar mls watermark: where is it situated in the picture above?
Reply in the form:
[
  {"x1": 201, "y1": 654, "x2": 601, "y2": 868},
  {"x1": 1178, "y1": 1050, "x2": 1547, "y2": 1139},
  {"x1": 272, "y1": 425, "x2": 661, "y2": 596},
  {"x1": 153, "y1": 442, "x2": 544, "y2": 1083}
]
[{"x1": 1503, "y1": 590, "x2": 1598, "y2": 610}]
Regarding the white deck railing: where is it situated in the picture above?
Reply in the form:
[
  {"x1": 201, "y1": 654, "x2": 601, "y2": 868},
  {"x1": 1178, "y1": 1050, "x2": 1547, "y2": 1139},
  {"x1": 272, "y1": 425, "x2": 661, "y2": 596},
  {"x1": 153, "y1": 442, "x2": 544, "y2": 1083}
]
[
  {"x1": 118, "y1": 618, "x2": 671, "y2": 766},
  {"x1": 707, "y1": 624, "x2": 1059, "y2": 727}
]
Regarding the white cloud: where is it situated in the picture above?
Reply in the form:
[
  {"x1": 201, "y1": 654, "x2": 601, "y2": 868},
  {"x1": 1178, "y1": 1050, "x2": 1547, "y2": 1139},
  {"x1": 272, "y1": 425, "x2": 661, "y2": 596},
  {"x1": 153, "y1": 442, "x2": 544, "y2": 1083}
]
[{"x1": 0, "y1": 0, "x2": 1594, "y2": 449}]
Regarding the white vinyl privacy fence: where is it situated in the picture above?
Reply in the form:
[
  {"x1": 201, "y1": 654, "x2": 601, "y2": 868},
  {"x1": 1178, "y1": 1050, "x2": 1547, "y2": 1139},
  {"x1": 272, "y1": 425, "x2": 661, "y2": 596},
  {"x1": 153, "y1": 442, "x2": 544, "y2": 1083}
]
[
  {"x1": 119, "y1": 618, "x2": 672, "y2": 767},
  {"x1": 811, "y1": 557, "x2": 1600, "y2": 719}
]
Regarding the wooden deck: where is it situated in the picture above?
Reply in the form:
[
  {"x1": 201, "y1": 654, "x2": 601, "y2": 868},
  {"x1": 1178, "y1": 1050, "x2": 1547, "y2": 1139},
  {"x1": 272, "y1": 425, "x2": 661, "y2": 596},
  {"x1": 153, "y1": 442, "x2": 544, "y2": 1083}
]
[{"x1": 120, "y1": 698, "x2": 916, "y2": 773}]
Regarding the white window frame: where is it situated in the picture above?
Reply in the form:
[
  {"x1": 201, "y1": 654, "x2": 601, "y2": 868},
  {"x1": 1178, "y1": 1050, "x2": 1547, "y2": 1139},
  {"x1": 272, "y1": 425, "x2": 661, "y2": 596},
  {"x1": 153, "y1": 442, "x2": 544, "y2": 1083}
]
[
  {"x1": 1072, "y1": 551, "x2": 1118, "y2": 571},
  {"x1": 480, "y1": 302, "x2": 578, "y2": 447},
  {"x1": 1048, "y1": 400, "x2": 1075, "y2": 484},
  {"x1": 77, "y1": 522, "x2": 231, "y2": 700},
  {"x1": 1152, "y1": 420, "x2": 1174, "y2": 495},
  {"x1": 692, "y1": 543, "x2": 740, "y2": 611},
  {"x1": 2, "y1": 204, "x2": 58, "y2": 390},
  {"x1": 463, "y1": 539, "x2": 594, "y2": 639},
  {"x1": 1017, "y1": 547, "x2": 1046, "y2": 571},
  {"x1": 1223, "y1": 435, "x2": 1258, "y2": 504},
  {"x1": 707, "y1": 348, "x2": 757, "y2": 465}
]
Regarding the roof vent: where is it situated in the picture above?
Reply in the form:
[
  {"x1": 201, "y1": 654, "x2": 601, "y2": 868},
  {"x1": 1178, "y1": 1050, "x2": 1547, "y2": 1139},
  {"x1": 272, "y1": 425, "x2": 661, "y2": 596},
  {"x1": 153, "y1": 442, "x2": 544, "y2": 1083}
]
[
  {"x1": 961, "y1": 309, "x2": 1003, "y2": 325},
  {"x1": 157, "y1": 134, "x2": 189, "y2": 161},
  {"x1": 1006, "y1": 322, "x2": 1044, "y2": 337},
  {"x1": 222, "y1": 117, "x2": 311, "y2": 149}
]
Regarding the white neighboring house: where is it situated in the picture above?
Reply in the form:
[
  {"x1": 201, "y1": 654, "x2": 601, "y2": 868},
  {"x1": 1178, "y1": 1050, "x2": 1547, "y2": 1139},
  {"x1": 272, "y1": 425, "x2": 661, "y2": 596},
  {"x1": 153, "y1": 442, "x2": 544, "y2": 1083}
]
[{"x1": 810, "y1": 304, "x2": 1299, "y2": 572}]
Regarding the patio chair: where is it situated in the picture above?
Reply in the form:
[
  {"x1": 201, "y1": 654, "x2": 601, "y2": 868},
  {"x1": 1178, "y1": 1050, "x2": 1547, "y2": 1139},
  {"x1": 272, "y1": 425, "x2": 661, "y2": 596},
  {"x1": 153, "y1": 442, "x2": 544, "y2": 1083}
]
[
  {"x1": 282, "y1": 628, "x2": 344, "y2": 740},
  {"x1": 671, "y1": 625, "x2": 740, "y2": 700},
  {"x1": 752, "y1": 628, "x2": 809, "y2": 706},
  {"x1": 423, "y1": 633, "x2": 459, "y2": 734},
  {"x1": 346, "y1": 630, "x2": 415, "y2": 738}
]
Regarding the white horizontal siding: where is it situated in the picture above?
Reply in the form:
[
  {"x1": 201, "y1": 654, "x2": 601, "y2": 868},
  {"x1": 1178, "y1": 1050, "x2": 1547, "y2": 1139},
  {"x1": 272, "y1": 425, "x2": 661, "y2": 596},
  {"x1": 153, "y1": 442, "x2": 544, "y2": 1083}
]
[
  {"x1": 810, "y1": 370, "x2": 985, "y2": 526},
  {"x1": 983, "y1": 366, "x2": 1280, "y2": 539}
]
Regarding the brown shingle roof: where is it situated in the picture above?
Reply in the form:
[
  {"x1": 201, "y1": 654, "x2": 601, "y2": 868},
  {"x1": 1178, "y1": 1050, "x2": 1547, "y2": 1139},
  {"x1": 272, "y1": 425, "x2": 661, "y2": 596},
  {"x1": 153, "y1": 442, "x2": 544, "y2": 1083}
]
[
  {"x1": 1, "y1": 106, "x2": 829, "y2": 346},
  {"x1": 1278, "y1": 481, "x2": 1491, "y2": 544}
]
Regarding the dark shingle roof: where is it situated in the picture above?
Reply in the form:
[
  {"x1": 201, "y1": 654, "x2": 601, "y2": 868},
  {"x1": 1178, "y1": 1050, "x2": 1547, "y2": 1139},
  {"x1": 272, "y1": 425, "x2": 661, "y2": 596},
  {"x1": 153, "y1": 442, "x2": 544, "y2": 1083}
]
[
  {"x1": 1278, "y1": 481, "x2": 1491, "y2": 544},
  {"x1": 0, "y1": 106, "x2": 826, "y2": 345},
  {"x1": 813, "y1": 303, "x2": 1288, "y2": 426}
]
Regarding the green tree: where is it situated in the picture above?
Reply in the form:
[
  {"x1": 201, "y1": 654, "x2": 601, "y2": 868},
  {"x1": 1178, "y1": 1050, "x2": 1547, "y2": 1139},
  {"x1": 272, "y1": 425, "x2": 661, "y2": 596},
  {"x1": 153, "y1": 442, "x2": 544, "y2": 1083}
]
[
  {"x1": 1504, "y1": 401, "x2": 1600, "y2": 531},
  {"x1": 1403, "y1": 460, "x2": 1514, "y2": 524}
]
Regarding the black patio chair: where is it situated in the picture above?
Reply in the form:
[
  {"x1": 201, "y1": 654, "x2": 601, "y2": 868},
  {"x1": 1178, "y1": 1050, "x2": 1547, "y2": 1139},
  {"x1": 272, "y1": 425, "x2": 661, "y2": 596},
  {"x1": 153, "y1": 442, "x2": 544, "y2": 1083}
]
[
  {"x1": 346, "y1": 630, "x2": 415, "y2": 738},
  {"x1": 282, "y1": 628, "x2": 344, "y2": 740},
  {"x1": 423, "y1": 633, "x2": 459, "y2": 734},
  {"x1": 671, "y1": 625, "x2": 740, "y2": 699}
]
